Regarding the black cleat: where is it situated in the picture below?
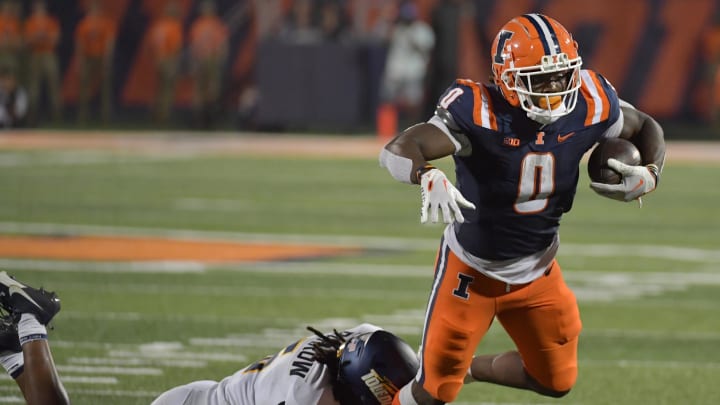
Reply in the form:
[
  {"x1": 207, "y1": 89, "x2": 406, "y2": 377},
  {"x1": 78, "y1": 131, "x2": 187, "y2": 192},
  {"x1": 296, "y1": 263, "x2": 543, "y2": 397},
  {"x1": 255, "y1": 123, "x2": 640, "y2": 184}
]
[
  {"x1": 0, "y1": 271, "x2": 14, "y2": 308},
  {"x1": 0, "y1": 313, "x2": 20, "y2": 355},
  {"x1": 0, "y1": 271, "x2": 61, "y2": 325}
]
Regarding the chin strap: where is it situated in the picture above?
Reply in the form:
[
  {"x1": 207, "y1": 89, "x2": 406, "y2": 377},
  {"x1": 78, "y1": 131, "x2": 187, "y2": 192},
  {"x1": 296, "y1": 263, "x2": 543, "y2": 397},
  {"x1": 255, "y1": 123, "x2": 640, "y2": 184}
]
[{"x1": 526, "y1": 103, "x2": 568, "y2": 125}]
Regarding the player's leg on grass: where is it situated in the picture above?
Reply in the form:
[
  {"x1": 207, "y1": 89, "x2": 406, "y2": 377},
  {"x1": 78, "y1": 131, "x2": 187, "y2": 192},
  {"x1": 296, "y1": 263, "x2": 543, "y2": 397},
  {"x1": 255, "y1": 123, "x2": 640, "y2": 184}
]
[
  {"x1": 0, "y1": 271, "x2": 69, "y2": 405},
  {"x1": 394, "y1": 245, "x2": 496, "y2": 405},
  {"x1": 471, "y1": 260, "x2": 581, "y2": 397}
]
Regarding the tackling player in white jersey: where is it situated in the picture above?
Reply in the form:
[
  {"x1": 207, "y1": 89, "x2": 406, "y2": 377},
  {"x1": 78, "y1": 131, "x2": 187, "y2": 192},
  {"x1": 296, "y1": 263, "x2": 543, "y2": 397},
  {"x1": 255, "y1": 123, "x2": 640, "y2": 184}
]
[
  {"x1": 0, "y1": 270, "x2": 419, "y2": 405},
  {"x1": 152, "y1": 323, "x2": 419, "y2": 405}
]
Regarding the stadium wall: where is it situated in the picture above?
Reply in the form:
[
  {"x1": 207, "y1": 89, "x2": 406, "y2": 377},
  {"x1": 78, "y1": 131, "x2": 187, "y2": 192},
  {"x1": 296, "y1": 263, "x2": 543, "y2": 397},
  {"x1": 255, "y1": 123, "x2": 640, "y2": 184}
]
[{"x1": 30, "y1": 0, "x2": 720, "y2": 136}]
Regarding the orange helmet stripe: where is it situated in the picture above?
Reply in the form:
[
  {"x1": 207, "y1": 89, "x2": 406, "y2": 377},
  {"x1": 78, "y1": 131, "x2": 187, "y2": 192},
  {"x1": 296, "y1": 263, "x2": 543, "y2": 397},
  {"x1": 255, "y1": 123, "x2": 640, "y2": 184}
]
[
  {"x1": 457, "y1": 79, "x2": 498, "y2": 130},
  {"x1": 579, "y1": 70, "x2": 611, "y2": 125}
]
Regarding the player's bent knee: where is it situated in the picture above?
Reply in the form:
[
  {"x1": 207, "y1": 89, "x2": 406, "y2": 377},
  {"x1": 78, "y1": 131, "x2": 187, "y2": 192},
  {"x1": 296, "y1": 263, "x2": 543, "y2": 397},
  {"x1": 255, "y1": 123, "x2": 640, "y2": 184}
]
[
  {"x1": 418, "y1": 378, "x2": 462, "y2": 403},
  {"x1": 548, "y1": 388, "x2": 572, "y2": 398},
  {"x1": 530, "y1": 368, "x2": 576, "y2": 398},
  {"x1": 420, "y1": 320, "x2": 475, "y2": 402},
  {"x1": 532, "y1": 379, "x2": 573, "y2": 398},
  {"x1": 436, "y1": 381, "x2": 463, "y2": 403},
  {"x1": 408, "y1": 381, "x2": 448, "y2": 405},
  {"x1": 421, "y1": 369, "x2": 465, "y2": 402},
  {"x1": 550, "y1": 368, "x2": 577, "y2": 393}
]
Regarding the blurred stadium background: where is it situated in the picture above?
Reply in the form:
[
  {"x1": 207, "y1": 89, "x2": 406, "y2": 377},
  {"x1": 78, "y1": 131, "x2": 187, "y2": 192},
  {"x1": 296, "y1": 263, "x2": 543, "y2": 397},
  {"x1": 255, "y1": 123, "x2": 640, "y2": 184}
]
[
  {"x1": 0, "y1": 0, "x2": 719, "y2": 133},
  {"x1": 0, "y1": 0, "x2": 719, "y2": 404}
]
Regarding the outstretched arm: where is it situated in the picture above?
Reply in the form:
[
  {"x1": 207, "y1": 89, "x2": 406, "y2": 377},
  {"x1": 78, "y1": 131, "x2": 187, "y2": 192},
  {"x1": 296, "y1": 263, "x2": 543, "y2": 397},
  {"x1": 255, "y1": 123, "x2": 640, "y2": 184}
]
[
  {"x1": 380, "y1": 123, "x2": 475, "y2": 223},
  {"x1": 380, "y1": 123, "x2": 457, "y2": 185}
]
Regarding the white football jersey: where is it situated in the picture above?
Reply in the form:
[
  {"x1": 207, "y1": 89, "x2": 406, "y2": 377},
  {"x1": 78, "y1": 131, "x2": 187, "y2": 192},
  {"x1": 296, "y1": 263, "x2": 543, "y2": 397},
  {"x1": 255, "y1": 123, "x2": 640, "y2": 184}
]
[{"x1": 152, "y1": 323, "x2": 382, "y2": 405}]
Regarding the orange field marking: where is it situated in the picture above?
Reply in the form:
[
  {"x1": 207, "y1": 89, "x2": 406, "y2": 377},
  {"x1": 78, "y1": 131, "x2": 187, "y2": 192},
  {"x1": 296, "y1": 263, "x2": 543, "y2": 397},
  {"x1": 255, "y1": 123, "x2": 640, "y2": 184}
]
[
  {"x1": 0, "y1": 235, "x2": 360, "y2": 263},
  {"x1": 0, "y1": 131, "x2": 716, "y2": 163}
]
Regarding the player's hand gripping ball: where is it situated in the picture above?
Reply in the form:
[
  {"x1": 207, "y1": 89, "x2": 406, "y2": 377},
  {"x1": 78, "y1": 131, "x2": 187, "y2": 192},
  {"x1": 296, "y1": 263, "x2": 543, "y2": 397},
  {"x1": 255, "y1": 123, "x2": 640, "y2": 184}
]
[
  {"x1": 588, "y1": 138, "x2": 658, "y2": 202},
  {"x1": 587, "y1": 138, "x2": 641, "y2": 184}
]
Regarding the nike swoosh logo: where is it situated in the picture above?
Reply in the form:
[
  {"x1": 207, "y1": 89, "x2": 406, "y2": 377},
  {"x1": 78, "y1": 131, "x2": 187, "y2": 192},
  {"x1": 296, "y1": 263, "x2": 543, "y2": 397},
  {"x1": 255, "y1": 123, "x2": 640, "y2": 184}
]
[
  {"x1": 8, "y1": 285, "x2": 42, "y2": 310},
  {"x1": 630, "y1": 178, "x2": 644, "y2": 193},
  {"x1": 557, "y1": 132, "x2": 576, "y2": 142}
]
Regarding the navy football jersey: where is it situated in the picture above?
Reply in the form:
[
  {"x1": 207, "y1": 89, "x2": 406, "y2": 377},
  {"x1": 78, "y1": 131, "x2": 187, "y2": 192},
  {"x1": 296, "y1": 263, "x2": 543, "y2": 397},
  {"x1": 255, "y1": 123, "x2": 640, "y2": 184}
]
[{"x1": 436, "y1": 69, "x2": 620, "y2": 260}]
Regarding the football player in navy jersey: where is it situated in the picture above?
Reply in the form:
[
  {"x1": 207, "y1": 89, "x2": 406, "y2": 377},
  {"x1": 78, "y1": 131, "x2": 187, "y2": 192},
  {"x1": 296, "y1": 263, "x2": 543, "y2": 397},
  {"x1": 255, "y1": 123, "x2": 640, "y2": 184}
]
[{"x1": 379, "y1": 13, "x2": 665, "y2": 405}]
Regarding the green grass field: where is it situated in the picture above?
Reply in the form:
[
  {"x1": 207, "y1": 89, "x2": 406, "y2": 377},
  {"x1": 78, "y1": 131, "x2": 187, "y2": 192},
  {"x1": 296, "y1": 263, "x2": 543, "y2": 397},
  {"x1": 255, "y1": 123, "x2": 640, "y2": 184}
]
[{"x1": 0, "y1": 138, "x2": 718, "y2": 404}]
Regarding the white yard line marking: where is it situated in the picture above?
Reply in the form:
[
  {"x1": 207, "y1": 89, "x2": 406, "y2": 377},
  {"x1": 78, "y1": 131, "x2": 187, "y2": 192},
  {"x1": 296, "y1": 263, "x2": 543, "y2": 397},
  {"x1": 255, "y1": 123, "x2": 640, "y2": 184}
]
[
  {"x1": 0, "y1": 374, "x2": 119, "y2": 384},
  {"x1": 54, "y1": 312, "x2": 301, "y2": 327},
  {"x1": 51, "y1": 280, "x2": 425, "y2": 299},
  {"x1": 559, "y1": 244, "x2": 720, "y2": 263},
  {"x1": 0, "y1": 150, "x2": 198, "y2": 167},
  {"x1": 0, "y1": 389, "x2": 25, "y2": 403},
  {"x1": 0, "y1": 221, "x2": 433, "y2": 250},
  {"x1": 3, "y1": 222, "x2": 719, "y2": 260},
  {"x1": 59, "y1": 388, "x2": 160, "y2": 398},
  {"x1": 14, "y1": 256, "x2": 719, "y2": 304},
  {"x1": 174, "y1": 198, "x2": 252, "y2": 211},
  {"x1": 22, "y1": 263, "x2": 720, "y2": 308},
  {"x1": 581, "y1": 328, "x2": 720, "y2": 341},
  {"x1": 582, "y1": 359, "x2": 720, "y2": 369},
  {"x1": 59, "y1": 376, "x2": 119, "y2": 384},
  {"x1": 58, "y1": 365, "x2": 163, "y2": 375},
  {"x1": 0, "y1": 259, "x2": 207, "y2": 273},
  {"x1": 108, "y1": 349, "x2": 246, "y2": 363},
  {"x1": 0, "y1": 393, "x2": 24, "y2": 403},
  {"x1": 68, "y1": 356, "x2": 206, "y2": 368}
]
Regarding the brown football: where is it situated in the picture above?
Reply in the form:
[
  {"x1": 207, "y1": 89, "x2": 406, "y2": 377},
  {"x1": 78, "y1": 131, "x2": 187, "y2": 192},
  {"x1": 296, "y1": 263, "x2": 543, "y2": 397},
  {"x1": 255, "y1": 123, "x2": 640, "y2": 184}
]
[{"x1": 587, "y1": 138, "x2": 641, "y2": 184}]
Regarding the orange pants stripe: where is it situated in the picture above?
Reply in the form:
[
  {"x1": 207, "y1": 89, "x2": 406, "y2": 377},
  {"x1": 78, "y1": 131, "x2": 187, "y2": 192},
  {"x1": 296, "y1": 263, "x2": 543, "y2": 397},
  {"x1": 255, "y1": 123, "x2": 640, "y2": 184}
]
[{"x1": 417, "y1": 239, "x2": 582, "y2": 402}]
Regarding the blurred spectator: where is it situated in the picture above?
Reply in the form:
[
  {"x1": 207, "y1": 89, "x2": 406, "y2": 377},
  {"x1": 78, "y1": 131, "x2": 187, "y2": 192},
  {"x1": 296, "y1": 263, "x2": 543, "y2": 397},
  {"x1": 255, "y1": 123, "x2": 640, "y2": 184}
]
[
  {"x1": 252, "y1": 0, "x2": 288, "y2": 40},
  {"x1": 350, "y1": 0, "x2": 397, "y2": 43},
  {"x1": 236, "y1": 84, "x2": 258, "y2": 129},
  {"x1": 0, "y1": 65, "x2": 27, "y2": 128},
  {"x1": 148, "y1": 1, "x2": 184, "y2": 124},
  {"x1": 350, "y1": 0, "x2": 397, "y2": 135},
  {"x1": 702, "y1": 23, "x2": 720, "y2": 127},
  {"x1": 278, "y1": 0, "x2": 322, "y2": 44},
  {"x1": 367, "y1": 1, "x2": 397, "y2": 42},
  {"x1": 0, "y1": 1, "x2": 21, "y2": 79},
  {"x1": 74, "y1": 0, "x2": 116, "y2": 124},
  {"x1": 318, "y1": 0, "x2": 348, "y2": 42},
  {"x1": 426, "y1": 0, "x2": 464, "y2": 118},
  {"x1": 23, "y1": 0, "x2": 61, "y2": 124},
  {"x1": 189, "y1": 0, "x2": 229, "y2": 129},
  {"x1": 378, "y1": 1, "x2": 434, "y2": 133}
]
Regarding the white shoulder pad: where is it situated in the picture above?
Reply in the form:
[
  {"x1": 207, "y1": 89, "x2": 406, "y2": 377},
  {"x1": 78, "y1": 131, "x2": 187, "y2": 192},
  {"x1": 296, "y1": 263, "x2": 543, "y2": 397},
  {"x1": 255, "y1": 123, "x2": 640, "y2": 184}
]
[
  {"x1": 600, "y1": 107, "x2": 624, "y2": 140},
  {"x1": 619, "y1": 98, "x2": 636, "y2": 110}
]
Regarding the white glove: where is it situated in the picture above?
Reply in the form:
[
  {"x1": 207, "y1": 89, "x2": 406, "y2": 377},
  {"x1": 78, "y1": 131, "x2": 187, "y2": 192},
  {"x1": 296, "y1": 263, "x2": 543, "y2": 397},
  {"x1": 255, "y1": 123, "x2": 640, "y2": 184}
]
[
  {"x1": 589, "y1": 158, "x2": 658, "y2": 202},
  {"x1": 420, "y1": 169, "x2": 476, "y2": 223}
]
